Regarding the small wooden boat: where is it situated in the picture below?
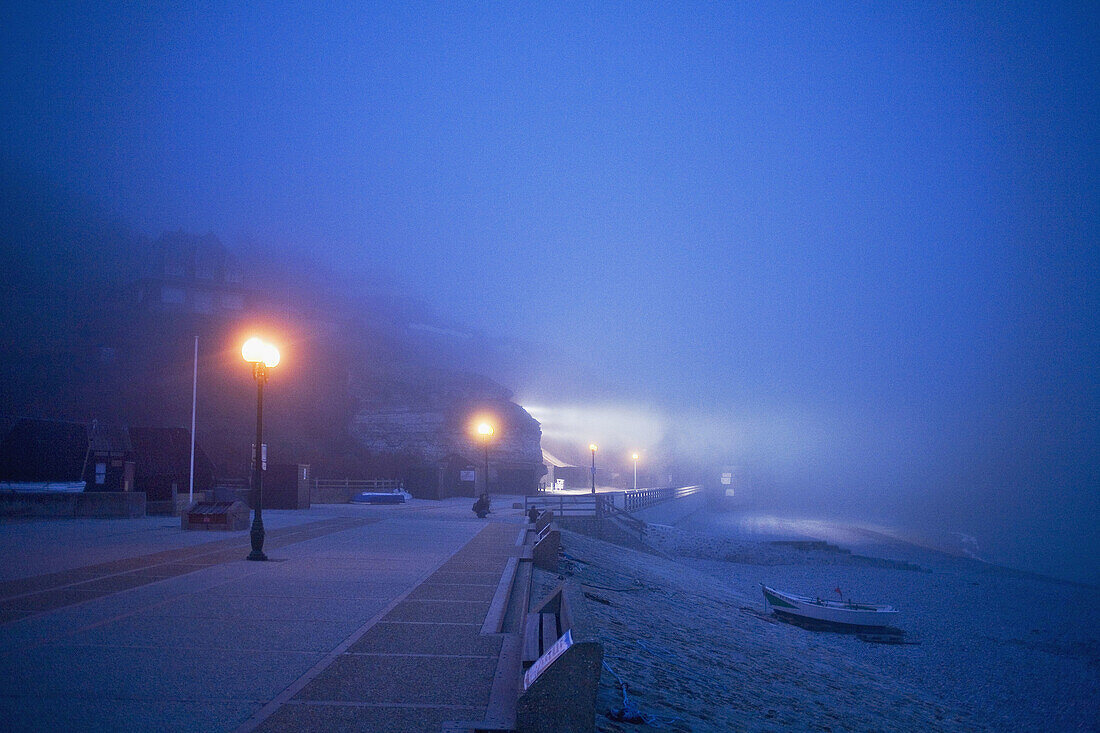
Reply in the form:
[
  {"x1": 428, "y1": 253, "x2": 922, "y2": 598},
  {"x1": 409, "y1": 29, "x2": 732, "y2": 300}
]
[{"x1": 762, "y1": 585, "x2": 899, "y2": 629}]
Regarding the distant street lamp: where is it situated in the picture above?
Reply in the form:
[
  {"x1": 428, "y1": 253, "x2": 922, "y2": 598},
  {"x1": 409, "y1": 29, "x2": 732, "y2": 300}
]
[
  {"x1": 589, "y1": 443, "x2": 598, "y2": 494},
  {"x1": 632, "y1": 452, "x2": 639, "y2": 491},
  {"x1": 477, "y1": 422, "x2": 494, "y2": 495},
  {"x1": 242, "y1": 337, "x2": 280, "y2": 561}
]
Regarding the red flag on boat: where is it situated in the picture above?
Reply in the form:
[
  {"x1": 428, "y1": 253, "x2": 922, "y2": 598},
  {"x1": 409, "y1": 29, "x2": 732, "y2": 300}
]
[{"x1": 834, "y1": 587, "x2": 843, "y2": 598}]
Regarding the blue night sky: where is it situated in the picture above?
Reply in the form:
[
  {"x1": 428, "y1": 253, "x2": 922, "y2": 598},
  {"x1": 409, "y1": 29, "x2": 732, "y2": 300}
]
[{"x1": 1, "y1": 2, "x2": 1097, "y2": 580}]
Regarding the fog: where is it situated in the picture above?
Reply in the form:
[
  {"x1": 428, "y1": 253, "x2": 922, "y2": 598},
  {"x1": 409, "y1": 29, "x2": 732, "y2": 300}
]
[{"x1": 1, "y1": 3, "x2": 1096, "y2": 583}]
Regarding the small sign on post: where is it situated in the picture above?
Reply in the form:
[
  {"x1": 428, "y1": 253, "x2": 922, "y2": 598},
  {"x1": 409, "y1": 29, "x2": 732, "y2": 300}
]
[
  {"x1": 523, "y1": 629, "x2": 573, "y2": 690},
  {"x1": 250, "y1": 443, "x2": 269, "y2": 471}
]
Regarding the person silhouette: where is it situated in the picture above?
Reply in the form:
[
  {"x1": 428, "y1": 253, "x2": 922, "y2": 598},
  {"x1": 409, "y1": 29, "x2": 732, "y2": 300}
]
[{"x1": 472, "y1": 493, "x2": 490, "y2": 518}]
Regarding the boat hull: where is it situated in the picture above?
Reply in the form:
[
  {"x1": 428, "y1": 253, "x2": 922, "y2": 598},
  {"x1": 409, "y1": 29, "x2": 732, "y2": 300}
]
[{"x1": 762, "y1": 585, "x2": 899, "y2": 629}]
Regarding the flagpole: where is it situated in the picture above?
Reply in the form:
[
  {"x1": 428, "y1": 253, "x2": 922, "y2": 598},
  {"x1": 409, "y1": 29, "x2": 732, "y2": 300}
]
[{"x1": 189, "y1": 335, "x2": 198, "y2": 504}]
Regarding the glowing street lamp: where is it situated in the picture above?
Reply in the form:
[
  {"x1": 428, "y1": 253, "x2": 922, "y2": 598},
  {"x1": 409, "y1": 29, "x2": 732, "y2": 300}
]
[
  {"x1": 632, "y1": 452, "x2": 639, "y2": 491},
  {"x1": 242, "y1": 337, "x2": 280, "y2": 561},
  {"x1": 589, "y1": 443, "x2": 598, "y2": 494},
  {"x1": 477, "y1": 422, "x2": 494, "y2": 495}
]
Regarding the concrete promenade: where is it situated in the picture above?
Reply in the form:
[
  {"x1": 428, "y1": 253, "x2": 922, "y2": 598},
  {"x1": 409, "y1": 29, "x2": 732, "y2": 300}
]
[{"x1": 0, "y1": 498, "x2": 528, "y2": 732}]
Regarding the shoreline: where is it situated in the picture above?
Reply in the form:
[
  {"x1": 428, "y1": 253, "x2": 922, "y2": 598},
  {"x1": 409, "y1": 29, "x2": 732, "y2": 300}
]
[
  {"x1": 674, "y1": 508, "x2": 1099, "y2": 589},
  {"x1": 559, "y1": 511, "x2": 1100, "y2": 732}
]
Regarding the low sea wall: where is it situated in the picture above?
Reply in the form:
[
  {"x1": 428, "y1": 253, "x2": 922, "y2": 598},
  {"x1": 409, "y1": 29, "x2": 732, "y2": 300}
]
[{"x1": 0, "y1": 491, "x2": 146, "y2": 518}]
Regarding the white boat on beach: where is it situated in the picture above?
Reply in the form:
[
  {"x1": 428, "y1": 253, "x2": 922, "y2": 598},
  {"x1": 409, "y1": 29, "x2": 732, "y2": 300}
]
[{"x1": 762, "y1": 585, "x2": 899, "y2": 629}]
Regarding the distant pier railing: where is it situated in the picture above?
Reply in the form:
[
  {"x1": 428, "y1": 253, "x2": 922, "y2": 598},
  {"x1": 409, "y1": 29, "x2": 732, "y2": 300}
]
[
  {"x1": 524, "y1": 485, "x2": 703, "y2": 518},
  {"x1": 622, "y1": 485, "x2": 703, "y2": 512}
]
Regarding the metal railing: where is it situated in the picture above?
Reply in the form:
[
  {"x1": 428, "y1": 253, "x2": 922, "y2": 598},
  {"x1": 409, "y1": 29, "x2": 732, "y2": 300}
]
[
  {"x1": 622, "y1": 485, "x2": 703, "y2": 512},
  {"x1": 523, "y1": 493, "x2": 605, "y2": 517},
  {"x1": 312, "y1": 478, "x2": 404, "y2": 493},
  {"x1": 524, "y1": 485, "x2": 703, "y2": 518},
  {"x1": 216, "y1": 478, "x2": 404, "y2": 492}
]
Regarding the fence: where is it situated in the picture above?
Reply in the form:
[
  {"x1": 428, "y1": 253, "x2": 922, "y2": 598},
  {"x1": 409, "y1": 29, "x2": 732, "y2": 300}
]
[
  {"x1": 523, "y1": 493, "x2": 605, "y2": 518},
  {"x1": 215, "y1": 477, "x2": 405, "y2": 505},
  {"x1": 312, "y1": 478, "x2": 404, "y2": 493},
  {"x1": 311, "y1": 478, "x2": 404, "y2": 504},
  {"x1": 216, "y1": 478, "x2": 403, "y2": 490}
]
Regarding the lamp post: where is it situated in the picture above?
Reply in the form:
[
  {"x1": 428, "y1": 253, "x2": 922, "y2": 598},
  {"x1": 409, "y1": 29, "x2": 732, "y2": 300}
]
[
  {"x1": 242, "y1": 337, "x2": 280, "y2": 561},
  {"x1": 477, "y1": 422, "x2": 494, "y2": 496},
  {"x1": 589, "y1": 443, "x2": 598, "y2": 494},
  {"x1": 632, "y1": 452, "x2": 639, "y2": 491}
]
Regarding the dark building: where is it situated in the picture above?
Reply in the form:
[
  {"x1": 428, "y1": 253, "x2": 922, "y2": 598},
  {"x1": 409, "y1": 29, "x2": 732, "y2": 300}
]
[
  {"x1": 262, "y1": 463, "x2": 311, "y2": 510},
  {"x1": 0, "y1": 418, "x2": 135, "y2": 491},
  {"x1": 404, "y1": 453, "x2": 480, "y2": 500},
  {"x1": 84, "y1": 422, "x2": 135, "y2": 492},
  {"x1": 128, "y1": 427, "x2": 214, "y2": 502},
  {"x1": 0, "y1": 420, "x2": 222, "y2": 500}
]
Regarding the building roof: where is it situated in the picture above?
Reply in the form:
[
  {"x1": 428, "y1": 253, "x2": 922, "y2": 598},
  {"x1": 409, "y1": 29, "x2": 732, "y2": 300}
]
[
  {"x1": 542, "y1": 449, "x2": 574, "y2": 468},
  {"x1": 88, "y1": 421, "x2": 133, "y2": 453}
]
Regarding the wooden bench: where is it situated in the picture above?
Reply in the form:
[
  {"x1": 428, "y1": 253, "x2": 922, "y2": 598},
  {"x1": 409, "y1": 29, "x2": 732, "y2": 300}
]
[
  {"x1": 522, "y1": 583, "x2": 572, "y2": 669},
  {"x1": 517, "y1": 582, "x2": 603, "y2": 732},
  {"x1": 531, "y1": 525, "x2": 560, "y2": 571}
]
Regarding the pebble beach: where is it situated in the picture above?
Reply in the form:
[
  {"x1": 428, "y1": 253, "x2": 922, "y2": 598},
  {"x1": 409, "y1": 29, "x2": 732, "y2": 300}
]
[{"x1": 551, "y1": 512, "x2": 1100, "y2": 732}]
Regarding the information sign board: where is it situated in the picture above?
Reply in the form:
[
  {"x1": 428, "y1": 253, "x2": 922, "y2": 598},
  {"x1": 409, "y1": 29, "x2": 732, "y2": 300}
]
[{"x1": 523, "y1": 629, "x2": 573, "y2": 690}]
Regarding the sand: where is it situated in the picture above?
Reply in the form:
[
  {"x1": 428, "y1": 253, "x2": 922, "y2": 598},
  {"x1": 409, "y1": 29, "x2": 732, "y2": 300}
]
[{"x1": 548, "y1": 513, "x2": 1099, "y2": 732}]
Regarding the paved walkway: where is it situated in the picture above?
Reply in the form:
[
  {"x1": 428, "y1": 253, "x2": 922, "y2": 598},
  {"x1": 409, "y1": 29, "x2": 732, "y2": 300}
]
[
  {"x1": 0, "y1": 500, "x2": 527, "y2": 732},
  {"x1": 0, "y1": 517, "x2": 377, "y2": 624},
  {"x1": 251, "y1": 521, "x2": 520, "y2": 732}
]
